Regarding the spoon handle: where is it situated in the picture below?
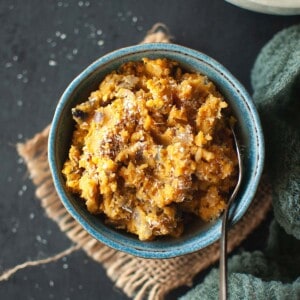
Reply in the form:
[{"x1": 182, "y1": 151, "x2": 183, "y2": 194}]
[{"x1": 219, "y1": 127, "x2": 243, "y2": 300}]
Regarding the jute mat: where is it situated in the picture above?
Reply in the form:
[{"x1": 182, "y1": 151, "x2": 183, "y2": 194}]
[{"x1": 5, "y1": 24, "x2": 272, "y2": 300}]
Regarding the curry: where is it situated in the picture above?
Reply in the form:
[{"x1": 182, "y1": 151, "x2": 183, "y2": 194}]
[{"x1": 62, "y1": 58, "x2": 238, "y2": 240}]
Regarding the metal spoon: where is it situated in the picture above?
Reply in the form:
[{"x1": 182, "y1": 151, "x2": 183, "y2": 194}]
[{"x1": 219, "y1": 126, "x2": 243, "y2": 300}]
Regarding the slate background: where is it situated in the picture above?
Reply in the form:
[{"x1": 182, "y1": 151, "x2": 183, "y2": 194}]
[{"x1": 0, "y1": 1, "x2": 299, "y2": 299}]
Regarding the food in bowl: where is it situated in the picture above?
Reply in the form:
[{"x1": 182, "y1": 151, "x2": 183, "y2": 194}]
[{"x1": 62, "y1": 58, "x2": 238, "y2": 241}]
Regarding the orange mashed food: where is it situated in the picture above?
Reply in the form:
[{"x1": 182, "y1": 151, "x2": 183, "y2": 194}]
[{"x1": 62, "y1": 58, "x2": 238, "y2": 240}]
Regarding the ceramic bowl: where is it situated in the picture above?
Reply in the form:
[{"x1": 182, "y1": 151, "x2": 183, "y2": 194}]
[{"x1": 48, "y1": 43, "x2": 264, "y2": 258}]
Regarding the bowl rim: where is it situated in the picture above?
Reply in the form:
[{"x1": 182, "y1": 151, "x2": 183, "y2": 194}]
[{"x1": 48, "y1": 43, "x2": 264, "y2": 258}]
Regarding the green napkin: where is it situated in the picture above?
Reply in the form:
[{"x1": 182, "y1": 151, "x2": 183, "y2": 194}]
[
  {"x1": 181, "y1": 24, "x2": 300, "y2": 300},
  {"x1": 252, "y1": 25, "x2": 300, "y2": 239}
]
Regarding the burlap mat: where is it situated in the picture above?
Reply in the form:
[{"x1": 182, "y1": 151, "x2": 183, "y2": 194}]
[{"x1": 16, "y1": 25, "x2": 272, "y2": 300}]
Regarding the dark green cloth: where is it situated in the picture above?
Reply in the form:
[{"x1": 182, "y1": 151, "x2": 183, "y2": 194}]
[
  {"x1": 181, "y1": 24, "x2": 300, "y2": 300},
  {"x1": 251, "y1": 25, "x2": 300, "y2": 239}
]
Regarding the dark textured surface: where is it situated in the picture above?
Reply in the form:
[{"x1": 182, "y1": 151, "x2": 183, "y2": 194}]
[{"x1": 0, "y1": 1, "x2": 299, "y2": 299}]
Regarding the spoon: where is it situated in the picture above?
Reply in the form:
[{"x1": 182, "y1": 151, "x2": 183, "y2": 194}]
[{"x1": 219, "y1": 126, "x2": 243, "y2": 300}]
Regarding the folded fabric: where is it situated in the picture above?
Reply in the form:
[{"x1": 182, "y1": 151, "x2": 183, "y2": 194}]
[
  {"x1": 181, "y1": 24, "x2": 300, "y2": 300},
  {"x1": 181, "y1": 221, "x2": 300, "y2": 299},
  {"x1": 251, "y1": 24, "x2": 300, "y2": 239}
]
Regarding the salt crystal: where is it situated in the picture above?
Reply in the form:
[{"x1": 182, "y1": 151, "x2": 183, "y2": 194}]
[
  {"x1": 78, "y1": 1, "x2": 84, "y2": 7},
  {"x1": 17, "y1": 134, "x2": 23, "y2": 140},
  {"x1": 63, "y1": 263, "x2": 68, "y2": 269},
  {"x1": 55, "y1": 31, "x2": 61, "y2": 37},
  {"x1": 66, "y1": 54, "x2": 73, "y2": 61},
  {"x1": 17, "y1": 73, "x2": 23, "y2": 79},
  {"x1": 36, "y1": 235, "x2": 47, "y2": 244},
  {"x1": 85, "y1": 1, "x2": 90, "y2": 6},
  {"x1": 17, "y1": 100, "x2": 23, "y2": 106},
  {"x1": 49, "y1": 60, "x2": 57, "y2": 66},
  {"x1": 97, "y1": 40, "x2": 104, "y2": 46},
  {"x1": 60, "y1": 33, "x2": 67, "y2": 40},
  {"x1": 96, "y1": 29, "x2": 102, "y2": 35},
  {"x1": 46, "y1": 38, "x2": 52, "y2": 43},
  {"x1": 51, "y1": 41, "x2": 57, "y2": 47},
  {"x1": 40, "y1": 76, "x2": 46, "y2": 82},
  {"x1": 57, "y1": 2, "x2": 63, "y2": 7},
  {"x1": 29, "y1": 213, "x2": 35, "y2": 220},
  {"x1": 12, "y1": 227, "x2": 17, "y2": 233},
  {"x1": 132, "y1": 16, "x2": 138, "y2": 23},
  {"x1": 5, "y1": 62, "x2": 12, "y2": 68},
  {"x1": 72, "y1": 48, "x2": 78, "y2": 55},
  {"x1": 23, "y1": 77, "x2": 29, "y2": 83},
  {"x1": 12, "y1": 55, "x2": 18, "y2": 61},
  {"x1": 22, "y1": 185, "x2": 27, "y2": 191},
  {"x1": 78, "y1": 284, "x2": 83, "y2": 290}
]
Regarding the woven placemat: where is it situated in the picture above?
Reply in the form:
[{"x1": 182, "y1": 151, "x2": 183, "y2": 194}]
[{"x1": 15, "y1": 25, "x2": 271, "y2": 300}]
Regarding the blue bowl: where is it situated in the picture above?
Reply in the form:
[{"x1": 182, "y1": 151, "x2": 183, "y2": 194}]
[{"x1": 48, "y1": 43, "x2": 264, "y2": 259}]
